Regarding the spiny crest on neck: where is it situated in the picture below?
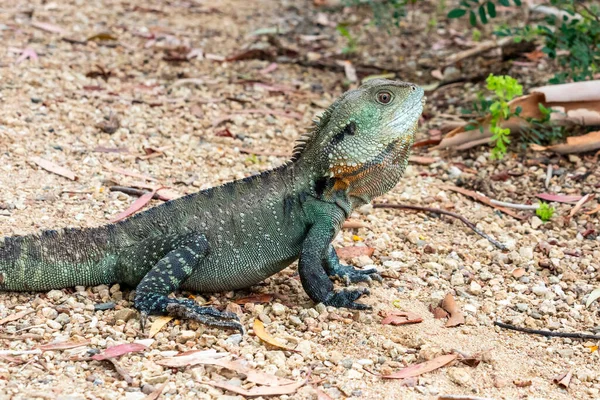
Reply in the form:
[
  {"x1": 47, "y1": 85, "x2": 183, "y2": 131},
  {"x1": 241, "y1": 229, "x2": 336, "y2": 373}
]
[{"x1": 289, "y1": 107, "x2": 333, "y2": 162}]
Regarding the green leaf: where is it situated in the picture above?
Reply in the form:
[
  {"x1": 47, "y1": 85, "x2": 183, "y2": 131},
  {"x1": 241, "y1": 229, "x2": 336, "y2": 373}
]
[
  {"x1": 499, "y1": 0, "x2": 510, "y2": 6},
  {"x1": 447, "y1": 8, "x2": 467, "y2": 18},
  {"x1": 513, "y1": 0, "x2": 522, "y2": 5},
  {"x1": 469, "y1": 10, "x2": 477, "y2": 26},
  {"x1": 487, "y1": 1, "x2": 496, "y2": 18},
  {"x1": 478, "y1": 5, "x2": 488, "y2": 24}
]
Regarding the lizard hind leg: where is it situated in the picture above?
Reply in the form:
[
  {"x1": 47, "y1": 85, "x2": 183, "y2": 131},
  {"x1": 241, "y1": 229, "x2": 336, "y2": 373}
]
[{"x1": 133, "y1": 234, "x2": 243, "y2": 334}]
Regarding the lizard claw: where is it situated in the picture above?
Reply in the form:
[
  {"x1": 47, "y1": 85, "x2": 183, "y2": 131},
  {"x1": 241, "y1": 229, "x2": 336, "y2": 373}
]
[
  {"x1": 330, "y1": 265, "x2": 382, "y2": 286},
  {"x1": 139, "y1": 312, "x2": 148, "y2": 333},
  {"x1": 323, "y1": 287, "x2": 371, "y2": 310}
]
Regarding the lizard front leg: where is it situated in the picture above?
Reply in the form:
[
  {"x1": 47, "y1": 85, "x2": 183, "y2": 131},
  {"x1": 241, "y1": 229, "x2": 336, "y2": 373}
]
[
  {"x1": 323, "y1": 245, "x2": 382, "y2": 286},
  {"x1": 298, "y1": 211, "x2": 370, "y2": 310},
  {"x1": 133, "y1": 234, "x2": 243, "y2": 333}
]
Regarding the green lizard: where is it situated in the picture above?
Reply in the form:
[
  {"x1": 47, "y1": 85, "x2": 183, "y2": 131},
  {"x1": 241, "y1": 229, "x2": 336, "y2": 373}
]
[{"x1": 0, "y1": 79, "x2": 424, "y2": 333}]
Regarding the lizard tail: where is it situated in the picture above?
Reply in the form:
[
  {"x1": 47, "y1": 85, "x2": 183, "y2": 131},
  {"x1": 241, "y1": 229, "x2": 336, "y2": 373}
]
[{"x1": 0, "y1": 226, "x2": 117, "y2": 291}]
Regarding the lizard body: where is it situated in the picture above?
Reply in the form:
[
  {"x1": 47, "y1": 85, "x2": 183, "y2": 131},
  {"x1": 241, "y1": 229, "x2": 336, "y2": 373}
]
[{"x1": 0, "y1": 79, "x2": 425, "y2": 332}]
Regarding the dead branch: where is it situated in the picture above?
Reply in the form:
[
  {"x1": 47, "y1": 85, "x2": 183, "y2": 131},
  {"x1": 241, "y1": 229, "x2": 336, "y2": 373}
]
[
  {"x1": 444, "y1": 37, "x2": 512, "y2": 66},
  {"x1": 372, "y1": 203, "x2": 506, "y2": 250},
  {"x1": 494, "y1": 321, "x2": 600, "y2": 340}
]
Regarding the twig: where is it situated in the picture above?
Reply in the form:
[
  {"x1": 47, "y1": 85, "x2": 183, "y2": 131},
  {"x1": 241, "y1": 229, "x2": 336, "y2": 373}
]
[
  {"x1": 109, "y1": 186, "x2": 170, "y2": 201},
  {"x1": 494, "y1": 321, "x2": 600, "y2": 340},
  {"x1": 438, "y1": 396, "x2": 494, "y2": 400},
  {"x1": 490, "y1": 200, "x2": 539, "y2": 210},
  {"x1": 444, "y1": 37, "x2": 512, "y2": 66},
  {"x1": 373, "y1": 203, "x2": 506, "y2": 250}
]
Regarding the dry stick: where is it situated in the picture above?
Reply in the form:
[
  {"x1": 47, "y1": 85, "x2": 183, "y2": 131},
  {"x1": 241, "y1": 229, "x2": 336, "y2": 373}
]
[
  {"x1": 494, "y1": 321, "x2": 600, "y2": 340},
  {"x1": 438, "y1": 396, "x2": 494, "y2": 400},
  {"x1": 109, "y1": 186, "x2": 169, "y2": 201},
  {"x1": 373, "y1": 203, "x2": 506, "y2": 250}
]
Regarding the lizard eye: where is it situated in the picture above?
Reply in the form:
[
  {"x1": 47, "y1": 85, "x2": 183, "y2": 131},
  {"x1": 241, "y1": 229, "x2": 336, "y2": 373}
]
[{"x1": 376, "y1": 91, "x2": 393, "y2": 105}]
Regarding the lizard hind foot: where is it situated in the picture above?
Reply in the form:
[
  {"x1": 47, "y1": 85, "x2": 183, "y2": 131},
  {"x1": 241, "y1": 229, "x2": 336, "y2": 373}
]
[{"x1": 330, "y1": 264, "x2": 383, "y2": 286}]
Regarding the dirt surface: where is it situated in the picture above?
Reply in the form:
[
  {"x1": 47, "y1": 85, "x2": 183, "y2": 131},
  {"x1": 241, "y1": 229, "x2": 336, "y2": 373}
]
[{"x1": 1, "y1": 1, "x2": 599, "y2": 399}]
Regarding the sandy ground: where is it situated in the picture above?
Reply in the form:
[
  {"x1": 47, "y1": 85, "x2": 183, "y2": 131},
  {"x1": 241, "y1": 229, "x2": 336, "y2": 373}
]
[{"x1": 0, "y1": 0, "x2": 599, "y2": 399}]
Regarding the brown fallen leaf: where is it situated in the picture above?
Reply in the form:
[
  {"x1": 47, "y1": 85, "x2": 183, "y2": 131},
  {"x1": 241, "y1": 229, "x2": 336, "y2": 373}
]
[
  {"x1": 158, "y1": 354, "x2": 295, "y2": 386},
  {"x1": 207, "y1": 379, "x2": 307, "y2": 397},
  {"x1": 87, "y1": 32, "x2": 118, "y2": 42},
  {"x1": 553, "y1": 369, "x2": 573, "y2": 389},
  {"x1": 382, "y1": 353, "x2": 458, "y2": 379},
  {"x1": 234, "y1": 294, "x2": 274, "y2": 305},
  {"x1": 569, "y1": 193, "x2": 594, "y2": 219},
  {"x1": 39, "y1": 339, "x2": 90, "y2": 352},
  {"x1": 532, "y1": 130, "x2": 600, "y2": 154},
  {"x1": 0, "y1": 309, "x2": 34, "y2": 325},
  {"x1": 335, "y1": 246, "x2": 375, "y2": 259},
  {"x1": 536, "y1": 193, "x2": 583, "y2": 203},
  {"x1": 511, "y1": 268, "x2": 526, "y2": 278},
  {"x1": 430, "y1": 306, "x2": 449, "y2": 319},
  {"x1": 380, "y1": 310, "x2": 423, "y2": 326},
  {"x1": 148, "y1": 316, "x2": 174, "y2": 338},
  {"x1": 585, "y1": 204, "x2": 600, "y2": 215},
  {"x1": 316, "y1": 388, "x2": 334, "y2": 400},
  {"x1": 92, "y1": 343, "x2": 147, "y2": 361},
  {"x1": 442, "y1": 293, "x2": 465, "y2": 328},
  {"x1": 442, "y1": 185, "x2": 524, "y2": 220},
  {"x1": 514, "y1": 379, "x2": 532, "y2": 388},
  {"x1": 30, "y1": 157, "x2": 77, "y2": 181},
  {"x1": 145, "y1": 382, "x2": 168, "y2": 400},
  {"x1": 253, "y1": 319, "x2": 298, "y2": 352},
  {"x1": 31, "y1": 21, "x2": 67, "y2": 35},
  {"x1": 110, "y1": 187, "x2": 163, "y2": 223},
  {"x1": 437, "y1": 81, "x2": 600, "y2": 150},
  {"x1": 408, "y1": 155, "x2": 438, "y2": 165}
]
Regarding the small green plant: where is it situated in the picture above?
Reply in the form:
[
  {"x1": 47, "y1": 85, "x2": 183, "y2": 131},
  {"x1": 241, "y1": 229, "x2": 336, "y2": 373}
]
[
  {"x1": 336, "y1": 24, "x2": 358, "y2": 54},
  {"x1": 448, "y1": 0, "x2": 521, "y2": 26},
  {"x1": 536, "y1": 202, "x2": 555, "y2": 221},
  {"x1": 449, "y1": 0, "x2": 600, "y2": 83},
  {"x1": 465, "y1": 74, "x2": 523, "y2": 159}
]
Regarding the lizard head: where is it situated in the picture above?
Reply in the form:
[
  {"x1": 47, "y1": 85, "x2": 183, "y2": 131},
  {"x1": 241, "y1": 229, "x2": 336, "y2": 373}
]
[{"x1": 293, "y1": 79, "x2": 425, "y2": 205}]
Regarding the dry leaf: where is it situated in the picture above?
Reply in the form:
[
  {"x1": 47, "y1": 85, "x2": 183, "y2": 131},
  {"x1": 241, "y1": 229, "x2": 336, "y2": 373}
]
[
  {"x1": 148, "y1": 316, "x2": 174, "y2": 338},
  {"x1": 408, "y1": 155, "x2": 437, "y2": 165},
  {"x1": 145, "y1": 382, "x2": 168, "y2": 400},
  {"x1": 381, "y1": 310, "x2": 423, "y2": 326},
  {"x1": 30, "y1": 157, "x2": 77, "y2": 181},
  {"x1": 442, "y1": 293, "x2": 465, "y2": 328},
  {"x1": 569, "y1": 194, "x2": 594, "y2": 219},
  {"x1": 103, "y1": 164, "x2": 158, "y2": 181},
  {"x1": 31, "y1": 21, "x2": 66, "y2": 35},
  {"x1": 514, "y1": 379, "x2": 532, "y2": 387},
  {"x1": 553, "y1": 369, "x2": 573, "y2": 389},
  {"x1": 0, "y1": 309, "x2": 34, "y2": 325},
  {"x1": 585, "y1": 204, "x2": 600, "y2": 215},
  {"x1": 382, "y1": 353, "x2": 458, "y2": 379},
  {"x1": 335, "y1": 246, "x2": 375, "y2": 259},
  {"x1": 39, "y1": 339, "x2": 90, "y2": 352},
  {"x1": 207, "y1": 379, "x2": 306, "y2": 397},
  {"x1": 253, "y1": 319, "x2": 297, "y2": 352},
  {"x1": 87, "y1": 32, "x2": 118, "y2": 41},
  {"x1": 586, "y1": 288, "x2": 600, "y2": 308},
  {"x1": 158, "y1": 354, "x2": 295, "y2": 386},
  {"x1": 233, "y1": 294, "x2": 274, "y2": 305},
  {"x1": 316, "y1": 388, "x2": 334, "y2": 400},
  {"x1": 531, "y1": 130, "x2": 600, "y2": 154},
  {"x1": 442, "y1": 185, "x2": 524, "y2": 220},
  {"x1": 437, "y1": 80, "x2": 600, "y2": 150},
  {"x1": 511, "y1": 268, "x2": 526, "y2": 278},
  {"x1": 536, "y1": 193, "x2": 583, "y2": 203},
  {"x1": 92, "y1": 343, "x2": 147, "y2": 360},
  {"x1": 431, "y1": 306, "x2": 449, "y2": 319},
  {"x1": 110, "y1": 187, "x2": 162, "y2": 223}
]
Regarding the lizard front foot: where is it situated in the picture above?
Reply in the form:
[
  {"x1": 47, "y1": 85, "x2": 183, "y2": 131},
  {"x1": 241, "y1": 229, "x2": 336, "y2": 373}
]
[
  {"x1": 323, "y1": 287, "x2": 371, "y2": 310},
  {"x1": 135, "y1": 293, "x2": 244, "y2": 334},
  {"x1": 328, "y1": 264, "x2": 383, "y2": 286}
]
